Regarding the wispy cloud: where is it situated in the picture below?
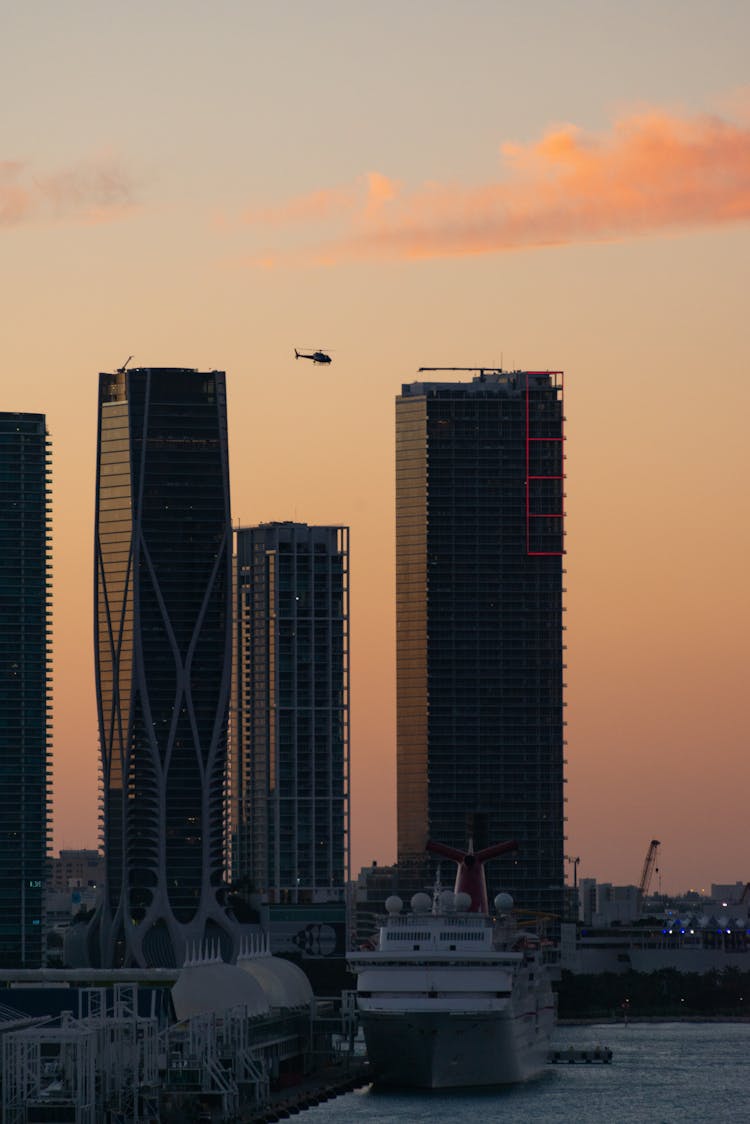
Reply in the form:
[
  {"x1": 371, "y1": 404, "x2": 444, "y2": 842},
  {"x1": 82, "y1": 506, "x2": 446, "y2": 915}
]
[
  {"x1": 241, "y1": 171, "x2": 400, "y2": 229},
  {"x1": 0, "y1": 155, "x2": 137, "y2": 229},
  {"x1": 242, "y1": 184, "x2": 357, "y2": 226},
  {"x1": 238, "y1": 104, "x2": 750, "y2": 266}
]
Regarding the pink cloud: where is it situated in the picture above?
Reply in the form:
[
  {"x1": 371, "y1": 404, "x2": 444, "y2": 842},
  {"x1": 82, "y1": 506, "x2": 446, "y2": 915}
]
[
  {"x1": 0, "y1": 155, "x2": 137, "y2": 228},
  {"x1": 238, "y1": 106, "x2": 750, "y2": 265}
]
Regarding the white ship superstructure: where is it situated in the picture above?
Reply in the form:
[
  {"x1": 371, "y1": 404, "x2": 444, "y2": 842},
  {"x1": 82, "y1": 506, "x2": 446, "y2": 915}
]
[{"x1": 349, "y1": 886, "x2": 555, "y2": 1088}]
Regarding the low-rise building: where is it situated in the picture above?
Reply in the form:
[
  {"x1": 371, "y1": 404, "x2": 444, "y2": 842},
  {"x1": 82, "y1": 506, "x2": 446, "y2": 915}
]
[{"x1": 48, "y1": 850, "x2": 103, "y2": 893}]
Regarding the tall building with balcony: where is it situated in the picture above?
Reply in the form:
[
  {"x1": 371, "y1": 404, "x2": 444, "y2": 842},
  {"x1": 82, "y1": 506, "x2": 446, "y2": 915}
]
[
  {"x1": 395, "y1": 370, "x2": 565, "y2": 917},
  {"x1": 0, "y1": 412, "x2": 52, "y2": 967},
  {"x1": 91, "y1": 367, "x2": 239, "y2": 968},
  {"x1": 231, "y1": 523, "x2": 350, "y2": 907}
]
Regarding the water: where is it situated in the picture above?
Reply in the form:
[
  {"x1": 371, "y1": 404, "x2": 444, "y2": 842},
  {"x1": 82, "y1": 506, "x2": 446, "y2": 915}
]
[{"x1": 303, "y1": 1023, "x2": 750, "y2": 1123}]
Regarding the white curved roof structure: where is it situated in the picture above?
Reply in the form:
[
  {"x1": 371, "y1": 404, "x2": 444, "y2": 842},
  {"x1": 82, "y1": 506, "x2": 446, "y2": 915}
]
[
  {"x1": 237, "y1": 934, "x2": 313, "y2": 1010},
  {"x1": 172, "y1": 944, "x2": 270, "y2": 1021}
]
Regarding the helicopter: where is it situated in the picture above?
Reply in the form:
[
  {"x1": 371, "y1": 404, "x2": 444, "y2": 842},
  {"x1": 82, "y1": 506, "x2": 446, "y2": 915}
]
[{"x1": 294, "y1": 348, "x2": 332, "y2": 365}]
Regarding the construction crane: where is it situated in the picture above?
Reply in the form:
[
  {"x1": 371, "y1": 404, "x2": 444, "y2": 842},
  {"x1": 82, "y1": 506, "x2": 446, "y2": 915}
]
[
  {"x1": 638, "y1": 840, "x2": 661, "y2": 897},
  {"x1": 564, "y1": 854, "x2": 581, "y2": 891}
]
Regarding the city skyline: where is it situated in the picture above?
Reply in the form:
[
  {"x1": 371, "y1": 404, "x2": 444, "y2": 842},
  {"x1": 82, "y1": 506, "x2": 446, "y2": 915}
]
[{"x1": 2, "y1": 3, "x2": 748, "y2": 893}]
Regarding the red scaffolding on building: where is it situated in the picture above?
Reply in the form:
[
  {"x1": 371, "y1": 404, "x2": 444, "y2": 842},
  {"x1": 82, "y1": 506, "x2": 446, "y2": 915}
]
[{"x1": 525, "y1": 370, "x2": 565, "y2": 556}]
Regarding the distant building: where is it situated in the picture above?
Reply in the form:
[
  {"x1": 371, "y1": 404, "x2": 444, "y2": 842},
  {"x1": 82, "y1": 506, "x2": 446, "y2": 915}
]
[
  {"x1": 579, "y1": 877, "x2": 597, "y2": 926},
  {"x1": 46, "y1": 887, "x2": 100, "y2": 936},
  {"x1": 231, "y1": 523, "x2": 350, "y2": 905},
  {"x1": 352, "y1": 862, "x2": 400, "y2": 947},
  {"x1": 49, "y1": 849, "x2": 103, "y2": 893},
  {"x1": 90, "y1": 368, "x2": 240, "y2": 968},
  {"x1": 593, "y1": 883, "x2": 642, "y2": 926},
  {"x1": 395, "y1": 370, "x2": 566, "y2": 917},
  {"x1": 562, "y1": 918, "x2": 750, "y2": 976},
  {"x1": 576, "y1": 878, "x2": 646, "y2": 926},
  {"x1": 0, "y1": 412, "x2": 52, "y2": 967},
  {"x1": 711, "y1": 883, "x2": 749, "y2": 908}
]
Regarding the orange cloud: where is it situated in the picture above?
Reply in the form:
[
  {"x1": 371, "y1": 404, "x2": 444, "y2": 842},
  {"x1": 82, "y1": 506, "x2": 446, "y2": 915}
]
[
  {"x1": 364, "y1": 171, "x2": 400, "y2": 215},
  {"x1": 242, "y1": 184, "x2": 358, "y2": 226},
  {"x1": 0, "y1": 162, "x2": 33, "y2": 226},
  {"x1": 239, "y1": 106, "x2": 750, "y2": 264},
  {"x1": 0, "y1": 155, "x2": 136, "y2": 228},
  {"x1": 242, "y1": 171, "x2": 400, "y2": 228}
]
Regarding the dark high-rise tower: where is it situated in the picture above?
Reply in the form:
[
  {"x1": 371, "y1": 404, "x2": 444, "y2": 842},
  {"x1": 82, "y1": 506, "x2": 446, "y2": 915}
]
[
  {"x1": 395, "y1": 370, "x2": 565, "y2": 917},
  {"x1": 0, "y1": 413, "x2": 52, "y2": 967},
  {"x1": 92, "y1": 368, "x2": 238, "y2": 968},
  {"x1": 232, "y1": 523, "x2": 350, "y2": 904}
]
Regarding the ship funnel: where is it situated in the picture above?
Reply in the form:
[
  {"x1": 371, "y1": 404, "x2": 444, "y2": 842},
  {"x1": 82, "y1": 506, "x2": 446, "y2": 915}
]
[{"x1": 426, "y1": 839, "x2": 519, "y2": 914}]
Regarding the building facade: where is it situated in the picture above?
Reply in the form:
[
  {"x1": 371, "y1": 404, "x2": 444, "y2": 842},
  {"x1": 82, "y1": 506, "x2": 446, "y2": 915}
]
[
  {"x1": 91, "y1": 368, "x2": 239, "y2": 967},
  {"x1": 49, "y1": 849, "x2": 103, "y2": 893},
  {"x1": 395, "y1": 370, "x2": 565, "y2": 917},
  {"x1": 0, "y1": 413, "x2": 52, "y2": 967},
  {"x1": 232, "y1": 523, "x2": 349, "y2": 905}
]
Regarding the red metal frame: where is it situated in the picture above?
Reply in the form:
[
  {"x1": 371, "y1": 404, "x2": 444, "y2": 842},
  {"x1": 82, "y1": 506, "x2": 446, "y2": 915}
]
[{"x1": 525, "y1": 370, "x2": 565, "y2": 556}]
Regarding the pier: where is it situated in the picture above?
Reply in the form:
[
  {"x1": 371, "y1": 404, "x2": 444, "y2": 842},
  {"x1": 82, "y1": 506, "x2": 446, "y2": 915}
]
[
  {"x1": 246, "y1": 1062, "x2": 371, "y2": 1121},
  {"x1": 549, "y1": 1045, "x2": 613, "y2": 1064}
]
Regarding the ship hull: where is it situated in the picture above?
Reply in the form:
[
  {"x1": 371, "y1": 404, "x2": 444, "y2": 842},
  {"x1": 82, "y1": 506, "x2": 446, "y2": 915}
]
[{"x1": 360, "y1": 1006, "x2": 553, "y2": 1089}]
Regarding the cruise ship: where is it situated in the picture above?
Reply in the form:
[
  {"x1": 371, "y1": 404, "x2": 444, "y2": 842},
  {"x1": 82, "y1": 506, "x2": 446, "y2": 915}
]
[{"x1": 348, "y1": 841, "x2": 556, "y2": 1088}]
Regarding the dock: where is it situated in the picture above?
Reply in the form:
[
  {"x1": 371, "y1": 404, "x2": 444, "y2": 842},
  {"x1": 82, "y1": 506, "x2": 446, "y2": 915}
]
[
  {"x1": 549, "y1": 1046, "x2": 613, "y2": 1064},
  {"x1": 245, "y1": 1062, "x2": 371, "y2": 1122}
]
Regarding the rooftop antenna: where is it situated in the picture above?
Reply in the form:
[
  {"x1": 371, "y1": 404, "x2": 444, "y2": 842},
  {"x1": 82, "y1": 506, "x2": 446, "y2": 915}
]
[{"x1": 117, "y1": 355, "x2": 133, "y2": 374}]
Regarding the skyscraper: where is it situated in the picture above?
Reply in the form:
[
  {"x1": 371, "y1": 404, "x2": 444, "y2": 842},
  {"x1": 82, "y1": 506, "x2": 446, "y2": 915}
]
[
  {"x1": 0, "y1": 413, "x2": 52, "y2": 967},
  {"x1": 91, "y1": 367, "x2": 238, "y2": 968},
  {"x1": 395, "y1": 370, "x2": 565, "y2": 917},
  {"x1": 231, "y1": 523, "x2": 349, "y2": 904}
]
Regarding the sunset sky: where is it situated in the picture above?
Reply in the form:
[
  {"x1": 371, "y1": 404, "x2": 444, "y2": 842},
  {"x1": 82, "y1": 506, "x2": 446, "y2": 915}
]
[{"x1": 3, "y1": 1, "x2": 748, "y2": 894}]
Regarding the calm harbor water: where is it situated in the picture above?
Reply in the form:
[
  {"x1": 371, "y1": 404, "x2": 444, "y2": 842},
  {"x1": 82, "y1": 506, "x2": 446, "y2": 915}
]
[{"x1": 304, "y1": 1023, "x2": 750, "y2": 1123}]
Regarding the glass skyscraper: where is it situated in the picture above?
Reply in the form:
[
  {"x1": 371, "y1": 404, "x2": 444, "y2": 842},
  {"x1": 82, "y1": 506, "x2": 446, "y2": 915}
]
[
  {"x1": 232, "y1": 523, "x2": 349, "y2": 903},
  {"x1": 395, "y1": 370, "x2": 565, "y2": 918},
  {"x1": 0, "y1": 413, "x2": 51, "y2": 967},
  {"x1": 91, "y1": 368, "x2": 239, "y2": 967}
]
